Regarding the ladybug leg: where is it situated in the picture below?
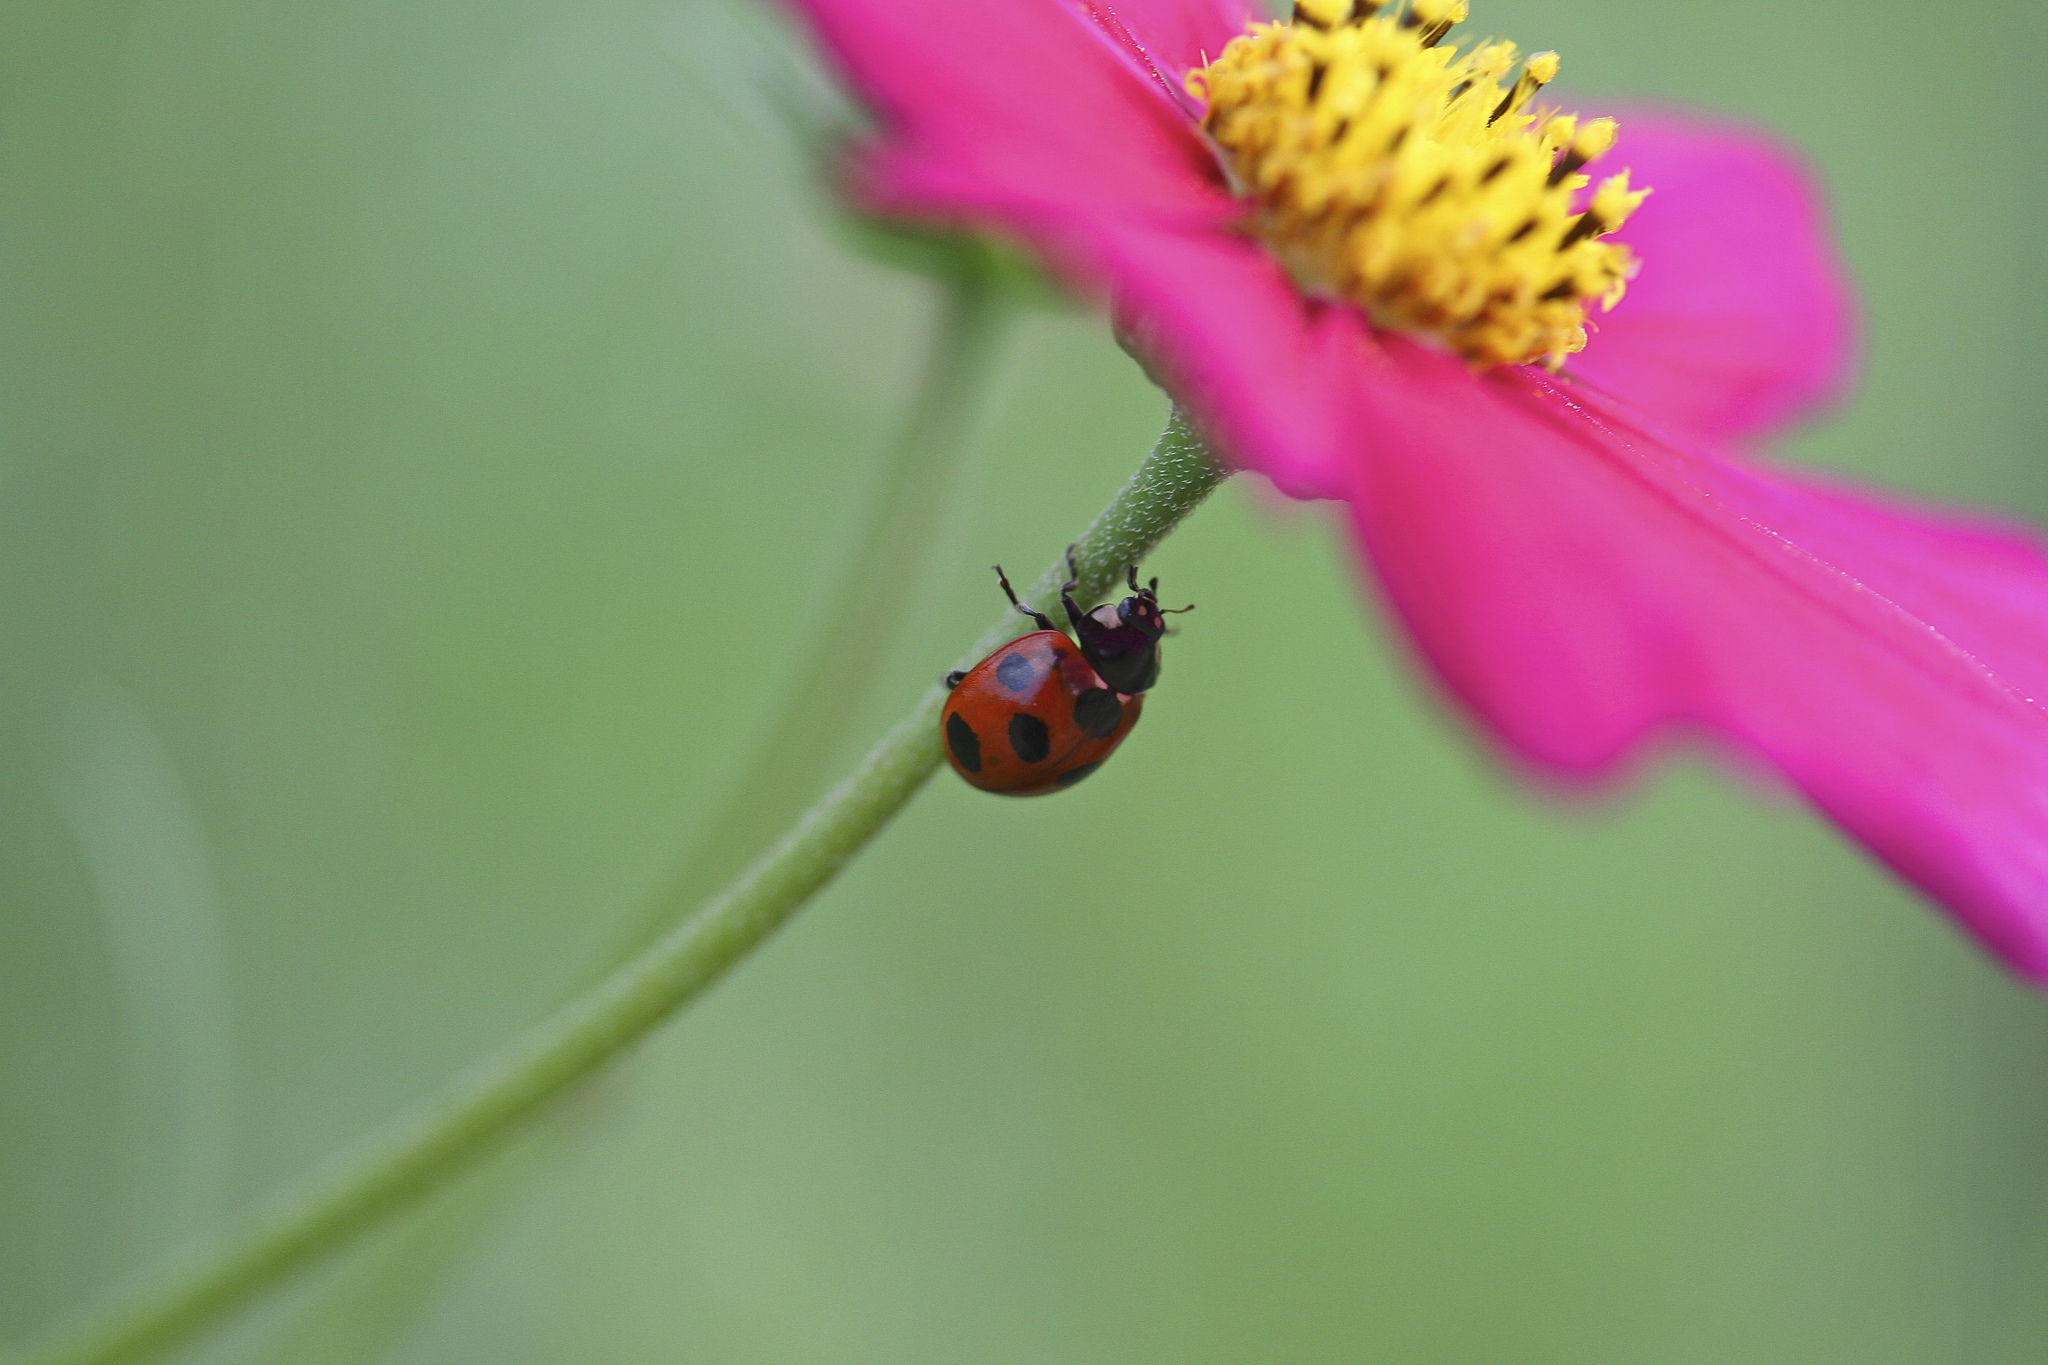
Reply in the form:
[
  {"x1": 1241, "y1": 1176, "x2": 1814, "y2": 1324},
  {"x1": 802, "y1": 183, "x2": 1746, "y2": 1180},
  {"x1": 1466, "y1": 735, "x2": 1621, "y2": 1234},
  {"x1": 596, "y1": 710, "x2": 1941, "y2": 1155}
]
[
  {"x1": 943, "y1": 669, "x2": 967, "y2": 689},
  {"x1": 993, "y1": 565, "x2": 1057, "y2": 633},
  {"x1": 1059, "y1": 543, "x2": 1090, "y2": 631}
]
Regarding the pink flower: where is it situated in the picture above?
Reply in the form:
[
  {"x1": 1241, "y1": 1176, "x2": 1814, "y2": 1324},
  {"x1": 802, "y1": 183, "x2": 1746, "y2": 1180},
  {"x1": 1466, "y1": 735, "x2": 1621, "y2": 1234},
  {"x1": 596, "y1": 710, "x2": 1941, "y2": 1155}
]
[{"x1": 789, "y1": 0, "x2": 2048, "y2": 983}]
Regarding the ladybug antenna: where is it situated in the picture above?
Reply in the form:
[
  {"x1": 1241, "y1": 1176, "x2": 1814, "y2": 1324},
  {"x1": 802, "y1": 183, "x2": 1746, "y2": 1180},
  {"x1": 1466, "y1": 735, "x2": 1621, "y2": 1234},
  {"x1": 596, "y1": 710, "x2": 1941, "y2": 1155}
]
[
  {"x1": 1126, "y1": 564, "x2": 1144, "y2": 595},
  {"x1": 1160, "y1": 602, "x2": 1196, "y2": 615}
]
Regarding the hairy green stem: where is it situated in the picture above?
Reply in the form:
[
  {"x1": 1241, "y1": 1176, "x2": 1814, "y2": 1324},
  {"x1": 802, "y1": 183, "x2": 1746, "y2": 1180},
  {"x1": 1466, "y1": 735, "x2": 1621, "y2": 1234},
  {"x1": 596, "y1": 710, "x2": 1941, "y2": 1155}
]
[{"x1": 11, "y1": 407, "x2": 1227, "y2": 1365}]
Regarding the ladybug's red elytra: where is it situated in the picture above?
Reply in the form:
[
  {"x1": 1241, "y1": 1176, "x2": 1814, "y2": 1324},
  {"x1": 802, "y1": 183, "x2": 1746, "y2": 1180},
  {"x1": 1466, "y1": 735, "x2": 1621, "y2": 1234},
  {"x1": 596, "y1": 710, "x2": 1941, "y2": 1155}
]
[{"x1": 941, "y1": 549, "x2": 1191, "y2": 796}]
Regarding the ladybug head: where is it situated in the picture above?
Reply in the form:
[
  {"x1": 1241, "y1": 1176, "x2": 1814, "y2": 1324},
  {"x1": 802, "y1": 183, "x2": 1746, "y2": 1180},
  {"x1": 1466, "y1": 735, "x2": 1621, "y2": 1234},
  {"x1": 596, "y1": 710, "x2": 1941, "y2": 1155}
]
[
  {"x1": 1118, "y1": 581, "x2": 1167, "y2": 640},
  {"x1": 1116, "y1": 566, "x2": 1195, "y2": 638}
]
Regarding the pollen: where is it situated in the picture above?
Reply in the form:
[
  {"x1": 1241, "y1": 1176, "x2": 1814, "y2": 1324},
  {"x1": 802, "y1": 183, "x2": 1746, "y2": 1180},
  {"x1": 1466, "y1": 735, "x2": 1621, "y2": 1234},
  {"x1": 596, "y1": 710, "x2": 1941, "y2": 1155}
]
[{"x1": 1187, "y1": 0, "x2": 1649, "y2": 368}]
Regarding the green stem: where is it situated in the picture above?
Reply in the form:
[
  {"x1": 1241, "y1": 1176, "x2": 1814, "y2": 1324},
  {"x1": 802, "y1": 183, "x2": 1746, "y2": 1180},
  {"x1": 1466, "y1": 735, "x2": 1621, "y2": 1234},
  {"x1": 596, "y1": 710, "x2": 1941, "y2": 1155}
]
[
  {"x1": 619, "y1": 271, "x2": 1006, "y2": 954},
  {"x1": 12, "y1": 407, "x2": 1228, "y2": 1365}
]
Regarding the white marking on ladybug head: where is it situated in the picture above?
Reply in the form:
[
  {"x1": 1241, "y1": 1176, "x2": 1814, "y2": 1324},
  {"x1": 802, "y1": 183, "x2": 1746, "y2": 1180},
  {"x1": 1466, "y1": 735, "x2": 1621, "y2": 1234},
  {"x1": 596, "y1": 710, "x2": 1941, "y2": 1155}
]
[{"x1": 1091, "y1": 605, "x2": 1120, "y2": 629}]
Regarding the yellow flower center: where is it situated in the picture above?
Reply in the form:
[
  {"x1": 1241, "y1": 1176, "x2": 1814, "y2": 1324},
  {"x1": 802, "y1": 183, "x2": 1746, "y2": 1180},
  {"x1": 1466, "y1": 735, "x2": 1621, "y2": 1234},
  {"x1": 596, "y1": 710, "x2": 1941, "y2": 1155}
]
[{"x1": 1187, "y1": 0, "x2": 1649, "y2": 368}]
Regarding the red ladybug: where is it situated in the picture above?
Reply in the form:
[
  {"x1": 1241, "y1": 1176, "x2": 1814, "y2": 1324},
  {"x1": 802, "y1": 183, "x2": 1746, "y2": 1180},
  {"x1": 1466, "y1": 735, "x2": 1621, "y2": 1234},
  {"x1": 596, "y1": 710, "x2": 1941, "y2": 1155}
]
[{"x1": 941, "y1": 550, "x2": 1190, "y2": 795}]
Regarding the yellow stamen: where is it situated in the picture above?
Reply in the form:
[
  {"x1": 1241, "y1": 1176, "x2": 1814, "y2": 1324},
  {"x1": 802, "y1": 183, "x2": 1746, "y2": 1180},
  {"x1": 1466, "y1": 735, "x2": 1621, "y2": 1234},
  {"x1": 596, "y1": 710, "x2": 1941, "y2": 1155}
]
[{"x1": 1187, "y1": 3, "x2": 1649, "y2": 368}]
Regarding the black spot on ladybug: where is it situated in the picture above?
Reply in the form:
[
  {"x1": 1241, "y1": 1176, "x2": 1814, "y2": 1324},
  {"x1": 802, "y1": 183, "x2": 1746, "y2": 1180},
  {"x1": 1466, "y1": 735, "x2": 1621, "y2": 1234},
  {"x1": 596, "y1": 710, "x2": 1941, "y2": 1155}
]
[
  {"x1": 995, "y1": 652, "x2": 1036, "y2": 692},
  {"x1": 1072, "y1": 688, "x2": 1123, "y2": 738},
  {"x1": 1008, "y1": 712, "x2": 1051, "y2": 763},
  {"x1": 1054, "y1": 761, "x2": 1102, "y2": 788},
  {"x1": 946, "y1": 712, "x2": 982, "y2": 773}
]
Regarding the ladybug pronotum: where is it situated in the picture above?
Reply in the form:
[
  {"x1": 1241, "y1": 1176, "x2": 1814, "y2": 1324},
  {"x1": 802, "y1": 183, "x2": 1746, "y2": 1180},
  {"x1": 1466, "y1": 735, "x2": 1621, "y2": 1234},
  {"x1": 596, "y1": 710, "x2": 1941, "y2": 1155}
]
[{"x1": 940, "y1": 549, "x2": 1190, "y2": 796}]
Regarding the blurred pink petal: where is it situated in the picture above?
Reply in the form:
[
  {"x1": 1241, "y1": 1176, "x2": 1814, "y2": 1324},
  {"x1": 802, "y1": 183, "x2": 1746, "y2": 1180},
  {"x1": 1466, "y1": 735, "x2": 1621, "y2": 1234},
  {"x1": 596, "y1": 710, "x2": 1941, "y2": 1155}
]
[
  {"x1": 789, "y1": 0, "x2": 1226, "y2": 233},
  {"x1": 1569, "y1": 111, "x2": 1858, "y2": 442},
  {"x1": 1346, "y1": 341, "x2": 2048, "y2": 977}
]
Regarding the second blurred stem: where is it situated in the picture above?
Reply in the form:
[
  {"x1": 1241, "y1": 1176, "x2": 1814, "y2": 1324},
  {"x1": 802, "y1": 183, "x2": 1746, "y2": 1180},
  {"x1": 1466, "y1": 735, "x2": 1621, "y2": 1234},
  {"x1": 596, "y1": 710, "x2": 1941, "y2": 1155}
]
[
  {"x1": 617, "y1": 261, "x2": 1009, "y2": 955},
  {"x1": 229, "y1": 266, "x2": 1010, "y2": 1365}
]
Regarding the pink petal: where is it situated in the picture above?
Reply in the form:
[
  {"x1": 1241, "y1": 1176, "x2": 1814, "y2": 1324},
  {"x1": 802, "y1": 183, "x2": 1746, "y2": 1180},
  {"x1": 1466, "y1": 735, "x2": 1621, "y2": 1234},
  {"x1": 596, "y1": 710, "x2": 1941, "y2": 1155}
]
[
  {"x1": 787, "y1": 0, "x2": 1228, "y2": 232},
  {"x1": 1568, "y1": 110, "x2": 1858, "y2": 443},
  {"x1": 1066, "y1": 0, "x2": 1255, "y2": 116},
  {"x1": 1345, "y1": 341, "x2": 2048, "y2": 980},
  {"x1": 1101, "y1": 221, "x2": 1378, "y2": 501},
  {"x1": 791, "y1": 0, "x2": 1352, "y2": 503}
]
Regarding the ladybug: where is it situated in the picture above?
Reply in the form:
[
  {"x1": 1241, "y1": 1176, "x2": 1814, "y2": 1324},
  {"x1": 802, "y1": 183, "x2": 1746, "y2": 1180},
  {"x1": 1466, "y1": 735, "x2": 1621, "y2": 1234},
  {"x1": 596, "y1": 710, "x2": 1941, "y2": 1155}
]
[{"x1": 941, "y1": 548, "x2": 1191, "y2": 795}]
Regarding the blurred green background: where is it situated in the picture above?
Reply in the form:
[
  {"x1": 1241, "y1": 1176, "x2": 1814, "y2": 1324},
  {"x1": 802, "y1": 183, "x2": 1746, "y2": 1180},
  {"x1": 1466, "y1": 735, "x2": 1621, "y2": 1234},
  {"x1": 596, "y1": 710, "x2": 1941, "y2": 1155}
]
[{"x1": 5, "y1": 0, "x2": 2048, "y2": 1360}]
